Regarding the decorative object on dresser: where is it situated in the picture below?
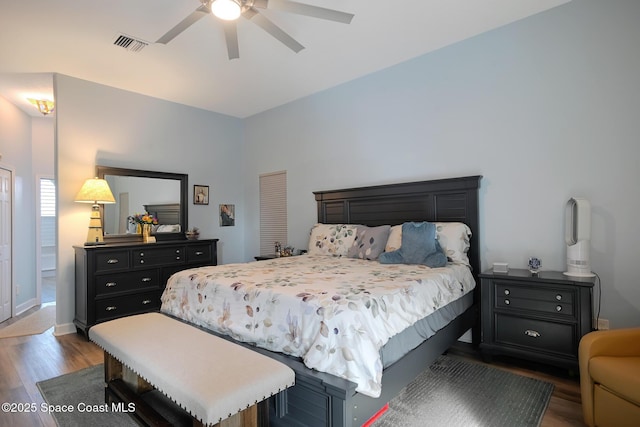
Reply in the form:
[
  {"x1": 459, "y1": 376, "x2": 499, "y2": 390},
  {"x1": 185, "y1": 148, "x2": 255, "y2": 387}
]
[
  {"x1": 528, "y1": 256, "x2": 541, "y2": 274},
  {"x1": 73, "y1": 239, "x2": 218, "y2": 337},
  {"x1": 479, "y1": 268, "x2": 595, "y2": 370},
  {"x1": 74, "y1": 177, "x2": 116, "y2": 245}
]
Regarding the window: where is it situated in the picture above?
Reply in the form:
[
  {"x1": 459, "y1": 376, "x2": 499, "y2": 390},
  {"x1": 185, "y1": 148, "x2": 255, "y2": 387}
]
[
  {"x1": 40, "y1": 178, "x2": 56, "y2": 247},
  {"x1": 259, "y1": 171, "x2": 287, "y2": 255}
]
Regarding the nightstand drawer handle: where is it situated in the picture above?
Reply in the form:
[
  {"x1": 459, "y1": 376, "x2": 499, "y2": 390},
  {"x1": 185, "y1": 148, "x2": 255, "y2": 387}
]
[
  {"x1": 195, "y1": 251, "x2": 204, "y2": 256},
  {"x1": 504, "y1": 299, "x2": 510, "y2": 305},
  {"x1": 105, "y1": 282, "x2": 117, "y2": 287},
  {"x1": 105, "y1": 306, "x2": 117, "y2": 311},
  {"x1": 556, "y1": 305, "x2": 562, "y2": 312},
  {"x1": 504, "y1": 289, "x2": 510, "y2": 295},
  {"x1": 141, "y1": 277, "x2": 152, "y2": 282},
  {"x1": 556, "y1": 294, "x2": 562, "y2": 301},
  {"x1": 107, "y1": 259, "x2": 119, "y2": 264},
  {"x1": 141, "y1": 299, "x2": 152, "y2": 305},
  {"x1": 524, "y1": 329, "x2": 541, "y2": 338}
]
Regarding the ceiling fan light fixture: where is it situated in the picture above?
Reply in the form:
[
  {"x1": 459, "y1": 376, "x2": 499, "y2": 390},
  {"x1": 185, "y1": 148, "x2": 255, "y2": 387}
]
[{"x1": 211, "y1": 0, "x2": 242, "y2": 21}]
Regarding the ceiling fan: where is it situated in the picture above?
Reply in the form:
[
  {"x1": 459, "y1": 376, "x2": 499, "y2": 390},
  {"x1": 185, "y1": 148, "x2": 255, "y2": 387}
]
[{"x1": 156, "y1": 0, "x2": 354, "y2": 60}]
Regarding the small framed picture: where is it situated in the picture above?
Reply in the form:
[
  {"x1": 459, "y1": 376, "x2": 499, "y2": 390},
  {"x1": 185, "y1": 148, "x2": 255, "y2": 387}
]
[
  {"x1": 220, "y1": 204, "x2": 235, "y2": 226},
  {"x1": 193, "y1": 185, "x2": 209, "y2": 205}
]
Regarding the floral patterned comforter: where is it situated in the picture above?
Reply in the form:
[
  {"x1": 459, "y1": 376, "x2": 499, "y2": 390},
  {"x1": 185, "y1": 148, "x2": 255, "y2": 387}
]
[{"x1": 160, "y1": 255, "x2": 475, "y2": 397}]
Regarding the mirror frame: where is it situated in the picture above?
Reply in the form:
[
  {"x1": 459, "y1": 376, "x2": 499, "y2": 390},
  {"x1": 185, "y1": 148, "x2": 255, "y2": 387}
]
[{"x1": 96, "y1": 165, "x2": 188, "y2": 243}]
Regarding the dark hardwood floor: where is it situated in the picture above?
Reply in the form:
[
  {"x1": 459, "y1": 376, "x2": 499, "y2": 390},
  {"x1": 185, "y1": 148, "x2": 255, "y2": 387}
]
[{"x1": 0, "y1": 308, "x2": 586, "y2": 427}]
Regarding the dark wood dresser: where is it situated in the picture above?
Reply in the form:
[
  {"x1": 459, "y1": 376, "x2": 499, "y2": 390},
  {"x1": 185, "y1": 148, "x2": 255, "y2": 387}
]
[
  {"x1": 479, "y1": 269, "x2": 595, "y2": 370},
  {"x1": 74, "y1": 239, "x2": 218, "y2": 336}
]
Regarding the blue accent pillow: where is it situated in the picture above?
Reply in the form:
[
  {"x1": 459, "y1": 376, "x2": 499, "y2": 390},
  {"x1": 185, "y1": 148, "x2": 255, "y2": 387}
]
[{"x1": 378, "y1": 222, "x2": 447, "y2": 267}]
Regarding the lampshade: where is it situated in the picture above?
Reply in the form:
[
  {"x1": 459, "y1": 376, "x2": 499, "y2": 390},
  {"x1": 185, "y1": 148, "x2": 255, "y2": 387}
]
[
  {"x1": 27, "y1": 98, "x2": 55, "y2": 116},
  {"x1": 211, "y1": 0, "x2": 242, "y2": 20},
  {"x1": 75, "y1": 178, "x2": 116, "y2": 204}
]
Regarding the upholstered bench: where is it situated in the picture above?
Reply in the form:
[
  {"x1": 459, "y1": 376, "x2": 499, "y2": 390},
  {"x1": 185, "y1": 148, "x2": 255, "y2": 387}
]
[{"x1": 89, "y1": 312, "x2": 295, "y2": 427}]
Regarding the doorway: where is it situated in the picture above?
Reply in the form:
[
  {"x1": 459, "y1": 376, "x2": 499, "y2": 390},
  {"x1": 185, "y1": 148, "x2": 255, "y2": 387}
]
[
  {"x1": 37, "y1": 176, "x2": 56, "y2": 304},
  {"x1": 0, "y1": 167, "x2": 12, "y2": 323}
]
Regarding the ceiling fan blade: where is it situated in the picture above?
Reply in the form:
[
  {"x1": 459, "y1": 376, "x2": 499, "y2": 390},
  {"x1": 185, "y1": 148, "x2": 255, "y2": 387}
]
[
  {"x1": 222, "y1": 21, "x2": 240, "y2": 60},
  {"x1": 156, "y1": 5, "x2": 209, "y2": 44},
  {"x1": 266, "y1": 0, "x2": 354, "y2": 24},
  {"x1": 249, "y1": 11, "x2": 304, "y2": 53}
]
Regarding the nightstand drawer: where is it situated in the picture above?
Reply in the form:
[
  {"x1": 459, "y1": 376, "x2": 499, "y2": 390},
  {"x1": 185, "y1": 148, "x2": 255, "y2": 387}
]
[
  {"x1": 496, "y1": 297, "x2": 573, "y2": 316},
  {"x1": 495, "y1": 314, "x2": 575, "y2": 356},
  {"x1": 496, "y1": 283, "x2": 573, "y2": 304},
  {"x1": 95, "y1": 250, "x2": 130, "y2": 273},
  {"x1": 95, "y1": 291, "x2": 161, "y2": 323},
  {"x1": 94, "y1": 270, "x2": 161, "y2": 297}
]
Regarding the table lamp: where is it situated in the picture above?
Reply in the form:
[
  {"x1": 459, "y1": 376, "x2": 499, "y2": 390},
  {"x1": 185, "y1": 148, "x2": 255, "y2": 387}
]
[{"x1": 75, "y1": 177, "x2": 115, "y2": 245}]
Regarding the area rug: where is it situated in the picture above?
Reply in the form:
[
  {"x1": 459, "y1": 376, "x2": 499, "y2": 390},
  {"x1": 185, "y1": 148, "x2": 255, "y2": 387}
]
[
  {"x1": 372, "y1": 355, "x2": 554, "y2": 427},
  {"x1": 37, "y1": 365, "x2": 137, "y2": 427},
  {"x1": 37, "y1": 356, "x2": 553, "y2": 427},
  {"x1": 0, "y1": 305, "x2": 56, "y2": 338}
]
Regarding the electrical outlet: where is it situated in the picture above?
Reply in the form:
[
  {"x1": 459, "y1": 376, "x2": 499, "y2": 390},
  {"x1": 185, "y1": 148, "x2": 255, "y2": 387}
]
[{"x1": 597, "y1": 318, "x2": 610, "y2": 330}]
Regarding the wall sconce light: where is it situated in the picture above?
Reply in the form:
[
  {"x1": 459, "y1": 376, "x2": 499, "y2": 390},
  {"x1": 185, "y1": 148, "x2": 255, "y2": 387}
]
[
  {"x1": 27, "y1": 98, "x2": 55, "y2": 116},
  {"x1": 74, "y1": 177, "x2": 116, "y2": 245}
]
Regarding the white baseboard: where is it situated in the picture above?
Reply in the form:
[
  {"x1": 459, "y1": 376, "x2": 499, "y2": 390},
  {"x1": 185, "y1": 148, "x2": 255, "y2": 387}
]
[
  {"x1": 53, "y1": 322, "x2": 77, "y2": 336},
  {"x1": 15, "y1": 298, "x2": 37, "y2": 316}
]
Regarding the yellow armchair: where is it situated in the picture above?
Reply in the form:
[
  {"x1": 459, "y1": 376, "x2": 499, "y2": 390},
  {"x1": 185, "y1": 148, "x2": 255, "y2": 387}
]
[{"x1": 579, "y1": 327, "x2": 640, "y2": 427}]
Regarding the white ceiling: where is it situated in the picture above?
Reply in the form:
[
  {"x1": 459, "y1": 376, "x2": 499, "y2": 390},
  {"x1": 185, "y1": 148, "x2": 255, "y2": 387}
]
[{"x1": 0, "y1": 0, "x2": 569, "y2": 118}]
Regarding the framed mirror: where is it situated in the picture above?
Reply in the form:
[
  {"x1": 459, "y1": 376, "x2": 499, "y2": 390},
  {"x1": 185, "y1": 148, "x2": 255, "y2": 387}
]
[{"x1": 97, "y1": 166, "x2": 188, "y2": 242}]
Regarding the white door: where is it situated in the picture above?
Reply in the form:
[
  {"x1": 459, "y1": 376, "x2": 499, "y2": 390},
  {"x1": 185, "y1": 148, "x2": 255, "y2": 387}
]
[{"x1": 0, "y1": 167, "x2": 12, "y2": 322}]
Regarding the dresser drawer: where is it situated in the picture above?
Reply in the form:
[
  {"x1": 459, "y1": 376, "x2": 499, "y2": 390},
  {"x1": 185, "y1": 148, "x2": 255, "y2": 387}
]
[
  {"x1": 495, "y1": 314, "x2": 576, "y2": 357},
  {"x1": 94, "y1": 250, "x2": 130, "y2": 273},
  {"x1": 133, "y1": 247, "x2": 185, "y2": 267},
  {"x1": 495, "y1": 283, "x2": 573, "y2": 304},
  {"x1": 94, "y1": 270, "x2": 161, "y2": 297},
  {"x1": 95, "y1": 291, "x2": 161, "y2": 323},
  {"x1": 186, "y1": 244, "x2": 212, "y2": 263}
]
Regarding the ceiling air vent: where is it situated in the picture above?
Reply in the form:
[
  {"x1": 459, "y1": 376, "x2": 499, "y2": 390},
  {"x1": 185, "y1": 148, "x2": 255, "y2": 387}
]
[{"x1": 112, "y1": 33, "x2": 148, "y2": 53}]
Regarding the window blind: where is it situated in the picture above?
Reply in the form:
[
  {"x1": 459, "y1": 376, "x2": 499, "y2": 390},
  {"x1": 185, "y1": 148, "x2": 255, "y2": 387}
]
[{"x1": 259, "y1": 171, "x2": 287, "y2": 256}]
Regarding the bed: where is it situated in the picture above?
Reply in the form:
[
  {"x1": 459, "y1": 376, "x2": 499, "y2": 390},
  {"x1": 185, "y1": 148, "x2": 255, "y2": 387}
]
[{"x1": 161, "y1": 175, "x2": 482, "y2": 427}]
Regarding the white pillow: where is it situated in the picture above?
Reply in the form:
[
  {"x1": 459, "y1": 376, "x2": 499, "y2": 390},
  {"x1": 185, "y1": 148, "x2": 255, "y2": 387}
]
[
  {"x1": 384, "y1": 222, "x2": 471, "y2": 265},
  {"x1": 307, "y1": 223, "x2": 358, "y2": 257}
]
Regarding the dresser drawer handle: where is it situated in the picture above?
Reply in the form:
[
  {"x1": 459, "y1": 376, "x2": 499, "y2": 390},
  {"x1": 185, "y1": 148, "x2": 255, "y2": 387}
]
[
  {"x1": 556, "y1": 305, "x2": 562, "y2": 312},
  {"x1": 195, "y1": 251, "x2": 204, "y2": 256},
  {"x1": 141, "y1": 277, "x2": 152, "y2": 282},
  {"x1": 504, "y1": 289, "x2": 510, "y2": 295},
  {"x1": 141, "y1": 299, "x2": 152, "y2": 305},
  {"x1": 139, "y1": 252, "x2": 145, "y2": 257},
  {"x1": 175, "y1": 250, "x2": 181, "y2": 254},
  {"x1": 107, "y1": 259, "x2": 119, "y2": 264},
  {"x1": 105, "y1": 306, "x2": 117, "y2": 311},
  {"x1": 524, "y1": 329, "x2": 541, "y2": 338},
  {"x1": 504, "y1": 299, "x2": 510, "y2": 305},
  {"x1": 176, "y1": 256, "x2": 181, "y2": 260},
  {"x1": 105, "y1": 282, "x2": 117, "y2": 287},
  {"x1": 140, "y1": 260, "x2": 145, "y2": 264},
  {"x1": 556, "y1": 294, "x2": 562, "y2": 301}
]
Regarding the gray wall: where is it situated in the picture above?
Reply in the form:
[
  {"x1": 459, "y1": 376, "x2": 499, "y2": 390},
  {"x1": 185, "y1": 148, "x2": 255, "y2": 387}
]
[
  {"x1": 242, "y1": 0, "x2": 640, "y2": 329},
  {"x1": 55, "y1": 75, "x2": 244, "y2": 333}
]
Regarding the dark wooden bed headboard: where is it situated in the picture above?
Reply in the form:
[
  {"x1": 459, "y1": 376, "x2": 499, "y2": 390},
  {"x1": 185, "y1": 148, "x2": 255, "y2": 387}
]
[
  {"x1": 313, "y1": 175, "x2": 482, "y2": 278},
  {"x1": 144, "y1": 203, "x2": 181, "y2": 226}
]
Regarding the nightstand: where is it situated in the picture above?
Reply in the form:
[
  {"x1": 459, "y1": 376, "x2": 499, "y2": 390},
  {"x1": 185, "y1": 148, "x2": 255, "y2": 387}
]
[{"x1": 479, "y1": 269, "x2": 595, "y2": 370}]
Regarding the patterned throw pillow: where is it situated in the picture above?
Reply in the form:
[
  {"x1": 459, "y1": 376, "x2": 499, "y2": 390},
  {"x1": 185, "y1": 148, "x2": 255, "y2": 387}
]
[
  {"x1": 347, "y1": 225, "x2": 391, "y2": 260},
  {"x1": 307, "y1": 224, "x2": 358, "y2": 257}
]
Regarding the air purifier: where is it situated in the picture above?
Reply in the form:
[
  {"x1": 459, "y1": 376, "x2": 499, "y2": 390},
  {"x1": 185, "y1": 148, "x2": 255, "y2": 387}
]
[{"x1": 564, "y1": 197, "x2": 595, "y2": 277}]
